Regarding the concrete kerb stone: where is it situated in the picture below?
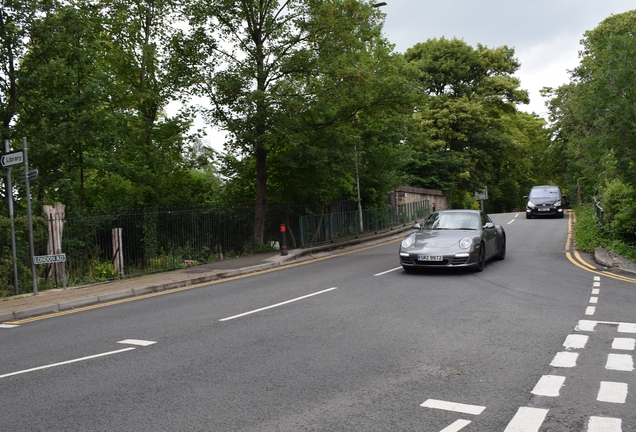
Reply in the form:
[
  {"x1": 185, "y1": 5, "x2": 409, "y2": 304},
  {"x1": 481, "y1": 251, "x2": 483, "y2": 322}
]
[
  {"x1": 0, "y1": 311, "x2": 16, "y2": 323},
  {"x1": 58, "y1": 297, "x2": 100, "y2": 311},
  {"x1": 98, "y1": 290, "x2": 135, "y2": 303},
  {"x1": 13, "y1": 304, "x2": 59, "y2": 320}
]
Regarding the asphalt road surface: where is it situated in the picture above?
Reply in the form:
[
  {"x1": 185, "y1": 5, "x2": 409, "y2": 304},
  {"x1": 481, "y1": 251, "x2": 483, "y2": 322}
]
[{"x1": 1, "y1": 211, "x2": 635, "y2": 431}]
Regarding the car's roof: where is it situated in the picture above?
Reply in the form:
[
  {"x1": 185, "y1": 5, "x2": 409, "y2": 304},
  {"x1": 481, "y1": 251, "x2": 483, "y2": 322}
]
[
  {"x1": 531, "y1": 185, "x2": 560, "y2": 189},
  {"x1": 435, "y1": 209, "x2": 481, "y2": 214}
]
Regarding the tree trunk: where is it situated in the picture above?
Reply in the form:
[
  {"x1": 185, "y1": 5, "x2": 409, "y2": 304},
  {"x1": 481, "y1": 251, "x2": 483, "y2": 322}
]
[{"x1": 43, "y1": 203, "x2": 65, "y2": 282}]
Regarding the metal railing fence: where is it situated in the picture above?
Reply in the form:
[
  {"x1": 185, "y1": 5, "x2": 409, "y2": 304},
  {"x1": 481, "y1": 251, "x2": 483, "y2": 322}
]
[
  {"x1": 0, "y1": 200, "x2": 430, "y2": 295},
  {"x1": 298, "y1": 200, "x2": 430, "y2": 247}
]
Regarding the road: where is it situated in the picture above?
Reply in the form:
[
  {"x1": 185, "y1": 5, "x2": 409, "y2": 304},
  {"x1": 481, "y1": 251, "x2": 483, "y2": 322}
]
[{"x1": 1, "y1": 212, "x2": 634, "y2": 431}]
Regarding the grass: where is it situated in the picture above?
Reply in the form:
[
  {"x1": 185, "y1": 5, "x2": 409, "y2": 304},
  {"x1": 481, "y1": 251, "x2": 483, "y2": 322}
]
[{"x1": 572, "y1": 204, "x2": 636, "y2": 262}]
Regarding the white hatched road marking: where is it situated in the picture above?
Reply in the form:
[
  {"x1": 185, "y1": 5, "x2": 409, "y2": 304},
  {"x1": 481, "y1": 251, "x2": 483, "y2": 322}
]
[
  {"x1": 503, "y1": 407, "x2": 548, "y2": 432},
  {"x1": 420, "y1": 399, "x2": 485, "y2": 415},
  {"x1": 597, "y1": 381, "x2": 628, "y2": 403},
  {"x1": 439, "y1": 419, "x2": 471, "y2": 432},
  {"x1": 564, "y1": 334, "x2": 588, "y2": 349},
  {"x1": 588, "y1": 416, "x2": 622, "y2": 431},
  {"x1": 612, "y1": 338, "x2": 636, "y2": 351},
  {"x1": 606, "y1": 353, "x2": 634, "y2": 371},
  {"x1": 550, "y1": 351, "x2": 578, "y2": 368},
  {"x1": 531, "y1": 375, "x2": 566, "y2": 397}
]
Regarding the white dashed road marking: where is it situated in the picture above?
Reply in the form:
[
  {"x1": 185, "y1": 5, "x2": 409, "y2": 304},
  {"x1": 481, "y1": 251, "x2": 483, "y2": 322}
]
[
  {"x1": 439, "y1": 419, "x2": 471, "y2": 432},
  {"x1": 550, "y1": 351, "x2": 578, "y2": 368},
  {"x1": 605, "y1": 353, "x2": 634, "y2": 371},
  {"x1": 563, "y1": 334, "x2": 588, "y2": 349},
  {"x1": 612, "y1": 338, "x2": 636, "y2": 351},
  {"x1": 420, "y1": 399, "x2": 486, "y2": 415},
  {"x1": 0, "y1": 324, "x2": 18, "y2": 328},
  {"x1": 503, "y1": 407, "x2": 549, "y2": 432},
  {"x1": 597, "y1": 381, "x2": 628, "y2": 403},
  {"x1": 531, "y1": 375, "x2": 566, "y2": 397},
  {"x1": 587, "y1": 416, "x2": 622, "y2": 432}
]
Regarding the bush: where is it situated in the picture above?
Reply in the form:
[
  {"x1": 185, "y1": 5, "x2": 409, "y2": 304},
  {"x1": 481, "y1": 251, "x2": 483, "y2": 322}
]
[
  {"x1": 573, "y1": 204, "x2": 636, "y2": 262},
  {"x1": 601, "y1": 179, "x2": 636, "y2": 234}
]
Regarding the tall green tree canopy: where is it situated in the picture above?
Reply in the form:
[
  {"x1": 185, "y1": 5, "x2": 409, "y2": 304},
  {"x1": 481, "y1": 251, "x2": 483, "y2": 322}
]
[
  {"x1": 544, "y1": 10, "x2": 636, "y2": 233},
  {"x1": 403, "y1": 37, "x2": 535, "y2": 210},
  {"x1": 185, "y1": 0, "x2": 411, "y2": 239}
]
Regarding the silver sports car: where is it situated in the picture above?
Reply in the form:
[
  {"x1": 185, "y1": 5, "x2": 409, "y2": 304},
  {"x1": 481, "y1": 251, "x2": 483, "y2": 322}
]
[{"x1": 399, "y1": 209, "x2": 506, "y2": 272}]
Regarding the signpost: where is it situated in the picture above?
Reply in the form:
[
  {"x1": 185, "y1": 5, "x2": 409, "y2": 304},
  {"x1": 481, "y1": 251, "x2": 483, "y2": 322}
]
[
  {"x1": 475, "y1": 187, "x2": 488, "y2": 211},
  {"x1": 33, "y1": 254, "x2": 66, "y2": 265},
  {"x1": 1, "y1": 150, "x2": 25, "y2": 168}
]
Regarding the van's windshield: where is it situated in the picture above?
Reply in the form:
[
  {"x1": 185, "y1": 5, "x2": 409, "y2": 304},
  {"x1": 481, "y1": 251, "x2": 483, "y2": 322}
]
[{"x1": 530, "y1": 188, "x2": 560, "y2": 199}]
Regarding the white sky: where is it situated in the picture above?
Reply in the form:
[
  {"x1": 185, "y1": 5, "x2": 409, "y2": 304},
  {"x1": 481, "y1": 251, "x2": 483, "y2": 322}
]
[
  {"x1": 380, "y1": 0, "x2": 635, "y2": 118},
  {"x1": 190, "y1": 1, "x2": 635, "y2": 151}
]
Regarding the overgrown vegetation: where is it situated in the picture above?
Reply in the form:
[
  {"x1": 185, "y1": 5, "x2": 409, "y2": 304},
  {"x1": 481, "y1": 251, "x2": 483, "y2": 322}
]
[{"x1": 572, "y1": 205, "x2": 636, "y2": 262}]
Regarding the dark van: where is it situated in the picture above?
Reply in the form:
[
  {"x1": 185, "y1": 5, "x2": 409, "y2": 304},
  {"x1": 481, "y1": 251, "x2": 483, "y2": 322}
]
[{"x1": 524, "y1": 186, "x2": 566, "y2": 219}]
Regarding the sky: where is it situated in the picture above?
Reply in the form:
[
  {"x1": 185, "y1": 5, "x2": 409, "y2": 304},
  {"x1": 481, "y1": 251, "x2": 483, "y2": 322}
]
[
  {"x1": 194, "y1": 1, "x2": 635, "y2": 151},
  {"x1": 379, "y1": 0, "x2": 635, "y2": 118}
]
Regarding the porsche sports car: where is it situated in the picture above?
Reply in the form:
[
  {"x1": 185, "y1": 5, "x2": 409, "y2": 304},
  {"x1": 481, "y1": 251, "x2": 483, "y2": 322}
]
[{"x1": 399, "y1": 209, "x2": 506, "y2": 272}]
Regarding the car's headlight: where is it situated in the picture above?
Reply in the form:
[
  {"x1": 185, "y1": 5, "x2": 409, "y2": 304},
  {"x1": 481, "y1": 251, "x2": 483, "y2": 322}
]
[
  {"x1": 459, "y1": 237, "x2": 472, "y2": 249},
  {"x1": 401, "y1": 235, "x2": 415, "y2": 249},
  {"x1": 555, "y1": 200, "x2": 561, "y2": 206},
  {"x1": 527, "y1": 201, "x2": 535, "y2": 208}
]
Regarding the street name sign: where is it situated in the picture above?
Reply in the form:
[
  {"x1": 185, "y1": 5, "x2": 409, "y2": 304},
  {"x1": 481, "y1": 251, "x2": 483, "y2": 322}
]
[
  {"x1": 1, "y1": 150, "x2": 25, "y2": 168},
  {"x1": 33, "y1": 254, "x2": 66, "y2": 265}
]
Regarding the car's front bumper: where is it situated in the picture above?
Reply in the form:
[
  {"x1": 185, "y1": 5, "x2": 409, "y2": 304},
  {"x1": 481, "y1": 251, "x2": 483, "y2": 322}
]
[
  {"x1": 526, "y1": 206, "x2": 563, "y2": 217},
  {"x1": 399, "y1": 251, "x2": 478, "y2": 268}
]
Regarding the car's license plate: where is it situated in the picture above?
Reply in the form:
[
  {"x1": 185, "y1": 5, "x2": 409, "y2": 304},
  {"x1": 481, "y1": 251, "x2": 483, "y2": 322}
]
[
  {"x1": 538, "y1": 208, "x2": 550, "y2": 211},
  {"x1": 418, "y1": 255, "x2": 443, "y2": 261}
]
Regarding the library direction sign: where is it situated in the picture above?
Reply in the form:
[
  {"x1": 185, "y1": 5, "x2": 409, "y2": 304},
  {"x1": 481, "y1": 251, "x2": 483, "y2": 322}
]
[
  {"x1": 33, "y1": 254, "x2": 66, "y2": 265},
  {"x1": 1, "y1": 149, "x2": 25, "y2": 168}
]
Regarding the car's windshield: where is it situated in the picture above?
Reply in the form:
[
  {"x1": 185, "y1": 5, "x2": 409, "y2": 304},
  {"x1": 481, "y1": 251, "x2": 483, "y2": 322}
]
[
  {"x1": 423, "y1": 212, "x2": 479, "y2": 230},
  {"x1": 530, "y1": 188, "x2": 560, "y2": 199}
]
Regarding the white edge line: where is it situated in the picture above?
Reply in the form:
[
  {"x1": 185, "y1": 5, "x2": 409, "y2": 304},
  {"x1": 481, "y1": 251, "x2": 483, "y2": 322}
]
[
  {"x1": 0, "y1": 347, "x2": 136, "y2": 379},
  {"x1": 220, "y1": 287, "x2": 338, "y2": 322},
  {"x1": 374, "y1": 267, "x2": 402, "y2": 276}
]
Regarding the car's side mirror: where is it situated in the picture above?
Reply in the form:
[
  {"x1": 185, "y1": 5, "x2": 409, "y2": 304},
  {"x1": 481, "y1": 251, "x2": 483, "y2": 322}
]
[
  {"x1": 411, "y1": 223, "x2": 421, "y2": 230},
  {"x1": 523, "y1": 195, "x2": 528, "y2": 199},
  {"x1": 484, "y1": 222, "x2": 495, "y2": 229}
]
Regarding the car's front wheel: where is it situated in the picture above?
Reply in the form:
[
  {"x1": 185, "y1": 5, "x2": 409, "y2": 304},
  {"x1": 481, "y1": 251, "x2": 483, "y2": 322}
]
[
  {"x1": 474, "y1": 244, "x2": 486, "y2": 272},
  {"x1": 496, "y1": 236, "x2": 506, "y2": 260}
]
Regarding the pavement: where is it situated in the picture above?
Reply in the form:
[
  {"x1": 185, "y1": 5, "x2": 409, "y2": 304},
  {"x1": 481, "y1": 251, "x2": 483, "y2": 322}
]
[
  {"x1": 2, "y1": 224, "x2": 635, "y2": 325},
  {"x1": 0, "y1": 226, "x2": 413, "y2": 324}
]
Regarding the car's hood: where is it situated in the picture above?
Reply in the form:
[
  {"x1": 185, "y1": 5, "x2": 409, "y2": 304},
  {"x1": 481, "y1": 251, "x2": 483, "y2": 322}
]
[
  {"x1": 411, "y1": 229, "x2": 475, "y2": 248},
  {"x1": 529, "y1": 197, "x2": 560, "y2": 205}
]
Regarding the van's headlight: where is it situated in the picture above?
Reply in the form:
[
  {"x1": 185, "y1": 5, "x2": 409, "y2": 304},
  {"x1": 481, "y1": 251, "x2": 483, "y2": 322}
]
[
  {"x1": 527, "y1": 201, "x2": 535, "y2": 208},
  {"x1": 401, "y1": 235, "x2": 415, "y2": 249}
]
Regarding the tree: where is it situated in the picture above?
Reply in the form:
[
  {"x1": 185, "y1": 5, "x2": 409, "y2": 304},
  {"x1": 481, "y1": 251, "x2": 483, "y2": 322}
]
[
  {"x1": 184, "y1": 0, "x2": 401, "y2": 241},
  {"x1": 404, "y1": 37, "x2": 532, "y2": 209},
  {"x1": 544, "y1": 10, "x2": 636, "y2": 233}
]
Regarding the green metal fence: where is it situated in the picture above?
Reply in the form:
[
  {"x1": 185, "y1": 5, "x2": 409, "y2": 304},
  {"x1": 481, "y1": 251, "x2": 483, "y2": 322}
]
[{"x1": 298, "y1": 200, "x2": 430, "y2": 247}]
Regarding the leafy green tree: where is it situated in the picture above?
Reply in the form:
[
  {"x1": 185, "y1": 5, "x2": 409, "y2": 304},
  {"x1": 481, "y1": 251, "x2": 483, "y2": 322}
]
[
  {"x1": 184, "y1": 0, "x2": 406, "y2": 240},
  {"x1": 404, "y1": 37, "x2": 533, "y2": 210},
  {"x1": 544, "y1": 10, "x2": 636, "y2": 232}
]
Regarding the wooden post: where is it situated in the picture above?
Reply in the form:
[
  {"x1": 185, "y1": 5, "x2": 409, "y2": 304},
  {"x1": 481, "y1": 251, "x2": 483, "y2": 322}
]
[{"x1": 112, "y1": 228, "x2": 124, "y2": 276}]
